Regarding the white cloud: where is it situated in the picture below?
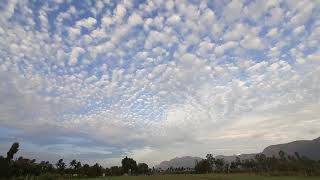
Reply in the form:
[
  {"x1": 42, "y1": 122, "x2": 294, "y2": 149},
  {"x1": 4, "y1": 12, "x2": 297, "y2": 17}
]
[
  {"x1": 114, "y1": 4, "x2": 127, "y2": 22},
  {"x1": 101, "y1": 16, "x2": 113, "y2": 27},
  {"x1": 292, "y1": 25, "x2": 305, "y2": 36},
  {"x1": 241, "y1": 35, "x2": 264, "y2": 49},
  {"x1": 307, "y1": 52, "x2": 320, "y2": 62},
  {"x1": 244, "y1": 0, "x2": 268, "y2": 20},
  {"x1": 266, "y1": 7, "x2": 284, "y2": 26},
  {"x1": 39, "y1": 9, "x2": 49, "y2": 31},
  {"x1": 223, "y1": 0, "x2": 244, "y2": 22},
  {"x1": 215, "y1": 41, "x2": 238, "y2": 56},
  {"x1": 166, "y1": 14, "x2": 181, "y2": 25},
  {"x1": 196, "y1": 41, "x2": 214, "y2": 57},
  {"x1": 76, "y1": 17, "x2": 97, "y2": 29},
  {"x1": 289, "y1": 1, "x2": 315, "y2": 27},
  {"x1": 224, "y1": 23, "x2": 247, "y2": 41},
  {"x1": 68, "y1": 27, "x2": 81, "y2": 39},
  {"x1": 69, "y1": 47, "x2": 85, "y2": 65},
  {"x1": 128, "y1": 13, "x2": 143, "y2": 26},
  {"x1": 200, "y1": 8, "x2": 216, "y2": 25},
  {"x1": 266, "y1": 28, "x2": 278, "y2": 38},
  {"x1": 2, "y1": 0, "x2": 18, "y2": 20}
]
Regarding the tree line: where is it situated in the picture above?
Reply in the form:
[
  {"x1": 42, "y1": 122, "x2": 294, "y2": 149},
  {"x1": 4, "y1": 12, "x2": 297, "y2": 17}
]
[
  {"x1": 0, "y1": 142, "x2": 151, "y2": 179},
  {"x1": 1, "y1": 142, "x2": 320, "y2": 179},
  {"x1": 194, "y1": 152, "x2": 320, "y2": 176}
]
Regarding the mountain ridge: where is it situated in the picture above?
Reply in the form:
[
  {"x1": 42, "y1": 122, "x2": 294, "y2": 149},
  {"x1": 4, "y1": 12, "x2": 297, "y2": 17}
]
[
  {"x1": 262, "y1": 137, "x2": 320, "y2": 160},
  {"x1": 155, "y1": 137, "x2": 320, "y2": 169},
  {"x1": 155, "y1": 156, "x2": 202, "y2": 169}
]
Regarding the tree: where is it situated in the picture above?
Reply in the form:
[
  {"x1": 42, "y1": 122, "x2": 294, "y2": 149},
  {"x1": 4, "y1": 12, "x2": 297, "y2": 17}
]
[
  {"x1": 121, "y1": 156, "x2": 137, "y2": 174},
  {"x1": 7, "y1": 142, "x2": 19, "y2": 160},
  {"x1": 230, "y1": 161, "x2": 237, "y2": 172},
  {"x1": 82, "y1": 164, "x2": 90, "y2": 176},
  {"x1": 110, "y1": 166, "x2": 122, "y2": 176},
  {"x1": 214, "y1": 158, "x2": 225, "y2": 173},
  {"x1": 242, "y1": 159, "x2": 255, "y2": 172},
  {"x1": 235, "y1": 157, "x2": 241, "y2": 166},
  {"x1": 1, "y1": 142, "x2": 19, "y2": 177},
  {"x1": 56, "y1": 159, "x2": 66, "y2": 173},
  {"x1": 224, "y1": 163, "x2": 230, "y2": 173},
  {"x1": 195, "y1": 159, "x2": 212, "y2": 173},
  {"x1": 137, "y1": 163, "x2": 149, "y2": 174},
  {"x1": 75, "y1": 161, "x2": 82, "y2": 174},
  {"x1": 11, "y1": 157, "x2": 38, "y2": 176},
  {"x1": 70, "y1": 159, "x2": 80, "y2": 174},
  {"x1": 39, "y1": 161, "x2": 54, "y2": 174},
  {"x1": 70, "y1": 159, "x2": 77, "y2": 169},
  {"x1": 294, "y1": 152, "x2": 301, "y2": 160},
  {"x1": 230, "y1": 156, "x2": 241, "y2": 172},
  {"x1": 206, "y1": 154, "x2": 215, "y2": 171},
  {"x1": 279, "y1": 150, "x2": 286, "y2": 161},
  {"x1": 88, "y1": 163, "x2": 103, "y2": 177},
  {"x1": 255, "y1": 154, "x2": 267, "y2": 172},
  {"x1": 0, "y1": 156, "x2": 9, "y2": 177}
]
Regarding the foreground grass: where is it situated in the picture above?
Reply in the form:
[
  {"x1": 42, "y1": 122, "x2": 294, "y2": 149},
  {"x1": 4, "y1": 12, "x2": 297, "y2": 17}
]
[{"x1": 75, "y1": 174, "x2": 320, "y2": 180}]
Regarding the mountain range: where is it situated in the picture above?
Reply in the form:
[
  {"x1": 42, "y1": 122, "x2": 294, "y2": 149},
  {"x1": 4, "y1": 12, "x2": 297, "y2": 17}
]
[
  {"x1": 262, "y1": 137, "x2": 320, "y2": 160},
  {"x1": 155, "y1": 137, "x2": 320, "y2": 169},
  {"x1": 155, "y1": 156, "x2": 202, "y2": 170}
]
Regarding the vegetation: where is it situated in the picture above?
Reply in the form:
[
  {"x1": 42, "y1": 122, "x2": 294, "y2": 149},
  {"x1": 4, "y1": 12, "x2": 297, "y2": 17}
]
[
  {"x1": 1, "y1": 142, "x2": 320, "y2": 179},
  {"x1": 74, "y1": 174, "x2": 320, "y2": 180},
  {"x1": 0, "y1": 142, "x2": 149, "y2": 179},
  {"x1": 194, "y1": 152, "x2": 320, "y2": 176}
]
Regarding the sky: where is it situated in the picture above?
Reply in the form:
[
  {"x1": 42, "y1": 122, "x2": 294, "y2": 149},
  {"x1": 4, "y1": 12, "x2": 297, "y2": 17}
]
[{"x1": 0, "y1": 0, "x2": 319, "y2": 167}]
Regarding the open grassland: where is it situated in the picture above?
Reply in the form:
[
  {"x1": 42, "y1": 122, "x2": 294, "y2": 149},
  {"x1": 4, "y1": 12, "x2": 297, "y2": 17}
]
[{"x1": 75, "y1": 174, "x2": 320, "y2": 180}]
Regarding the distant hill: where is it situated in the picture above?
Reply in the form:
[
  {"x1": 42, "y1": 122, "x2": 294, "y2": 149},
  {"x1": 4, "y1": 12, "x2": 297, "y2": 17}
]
[
  {"x1": 262, "y1": 137, "x2": 320, "y2": 160},
  {"x1": 155, "y1": 156, "x2": 202, "y2": 170},
  {"x1": 217, "y1": 137, "x2": 320, "y2": 162},
  {"x1": 215, "y1": 153, "x2": 256, "y2": 163},
  {"x1": 155, "y1": 137, "x2": 320, "y2": 168}
]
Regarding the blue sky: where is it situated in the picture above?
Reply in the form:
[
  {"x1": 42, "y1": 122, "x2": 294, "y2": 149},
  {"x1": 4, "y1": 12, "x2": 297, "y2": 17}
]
[{"x1": 0, "y1": 0, "x2": 319, "y2": 167}]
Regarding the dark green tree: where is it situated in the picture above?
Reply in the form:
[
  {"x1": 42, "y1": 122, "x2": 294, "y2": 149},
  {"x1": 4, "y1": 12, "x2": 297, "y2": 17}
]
[
  {"x1": 137, "y1": 163, "x2": 149, "y2": 174},
  {"x1": 121, "y1": 156, "x2": 137, "y2": 174},
  {"x1": 75, "y1": 161, "x2": 82, "y2": 174},
  {"x1": 70, "y1": 159, "x2": 77, "y2": 169},
  {"x1": 56, "y1": 159, "x2": 66, "y2": 174},
  {"x1": 82, "y1": 164, "x2": 90, "y2": 176},
  {"x1": 206, "y1": 154, "x2": 215, "y2": 171},
  {"x1": 11, "y1": 157, "x2": 38, "y2": 176},
  {"x1": 1, "y1": 142, "x2": 19, "y2": 177},
  {"x1": 279, "y1": 150, "x2": 286, "y2": 161},
  {"x1": 255, "y1": 154, "x2": 267, "y2": 173},
  {"x1": 0, "y1": 156, "x2": 9, "y2": 177},
  {"x1": 214, "y1": 158, "x2": 225, "y2": 173},
  {"x1": 88, "y1": 163, "x2": 104, "y2": 177},
  {"x1": 6, "y1": 142, "x2": 19, "y2": 160},
  {"x1": 195, "y1": 159, "x2": 212, "y2": 173},
  {"x1": 38, "y1": 161, "x2": 54, "y2": 174},
  {"x1": 110, "y1": 166, "x2": 122, "y2": 176},
  {"x1": 70, "y1": 159, "x2": 79, "y2": 174}
]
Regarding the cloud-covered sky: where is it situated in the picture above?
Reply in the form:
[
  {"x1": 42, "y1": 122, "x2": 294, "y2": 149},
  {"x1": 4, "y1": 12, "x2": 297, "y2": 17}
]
[{"x1": 0, "y1": 0, "x2": 319, "y2": 167}]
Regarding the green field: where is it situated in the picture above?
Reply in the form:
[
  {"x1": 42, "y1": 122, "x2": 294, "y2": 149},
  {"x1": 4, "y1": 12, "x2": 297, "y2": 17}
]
[{"x1": 75, "y1": 174, "x2": 320, "y2": 180}]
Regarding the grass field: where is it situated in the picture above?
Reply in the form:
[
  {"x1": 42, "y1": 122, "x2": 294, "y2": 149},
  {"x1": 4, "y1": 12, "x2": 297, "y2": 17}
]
[{"x1": 75, "y1": 174, "x2": 320, "y2": 180}]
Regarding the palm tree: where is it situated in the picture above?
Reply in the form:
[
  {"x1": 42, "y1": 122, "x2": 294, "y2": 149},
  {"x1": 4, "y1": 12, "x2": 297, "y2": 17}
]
[{"x1": 7, "y1": 142, "x2": 19, "y2": 160}]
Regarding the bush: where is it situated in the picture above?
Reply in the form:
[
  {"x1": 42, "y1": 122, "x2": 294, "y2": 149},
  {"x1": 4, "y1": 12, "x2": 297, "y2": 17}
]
[{"x1": 36, "y1": 173, "x2": 63, "y2": 180}]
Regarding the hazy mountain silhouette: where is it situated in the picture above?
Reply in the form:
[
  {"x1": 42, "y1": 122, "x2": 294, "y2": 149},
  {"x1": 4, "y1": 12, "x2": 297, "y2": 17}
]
[
  {"x1": 218, "y1": 137, "x2": 320, "y2": 162},
  {"x1": 156, "y1": 137, "x2": 320, "y2": 168},
  {"x1": 155, "y1": 156, "x2": 202, "y2": 169},
  {"x1": 215, "y1": 153, "x2": 256, "y2": 163},
  {"x1": 262, "y1": 137, "x2": 320, "y2": 160}
]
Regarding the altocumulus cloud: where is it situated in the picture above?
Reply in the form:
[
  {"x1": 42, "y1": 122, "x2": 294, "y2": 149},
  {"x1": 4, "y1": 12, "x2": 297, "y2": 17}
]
[{"x1": 0, "y1": 0, "x2": 320, "y2": 167}]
